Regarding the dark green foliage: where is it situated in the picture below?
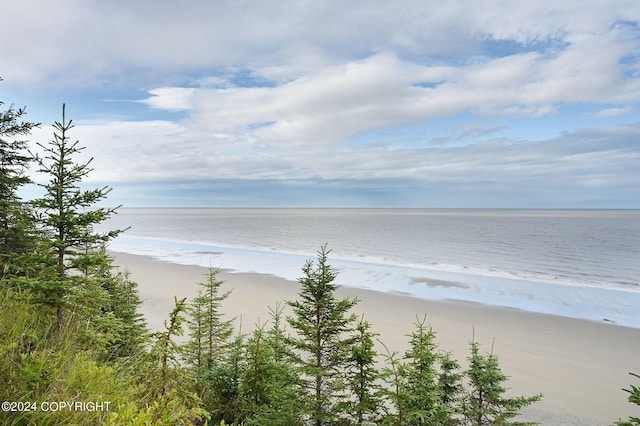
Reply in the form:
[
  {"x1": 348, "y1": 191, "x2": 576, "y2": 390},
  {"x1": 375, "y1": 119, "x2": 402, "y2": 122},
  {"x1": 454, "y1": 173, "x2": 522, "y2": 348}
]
[
  {"x1": 462, "y1": 339, "x2": 542, "y2": 426},
  {"x1": 185, "y1": 267, "x2": 233, "y2": 368},
  {"x1": 96, "y1": 267, "x2": 148, "y2": 360},
  {"x1": 287, "y1": 245, "x2": 359, "y2": 426},
  {"x1": 240, "y1": 314, "x2": 303, "y2": 426},
  {"x1": 184, "y1": 268, "x2": 240, "y2": 422},
  {"x1": 613, "y1": 373, "x2": 640, "y2": 426},
  {"x1": 438, "y1": 351, "x2": 464, "y2": 423},
  {"x1": 400, "y1": 316, "x2": 445, "y2": 425},
  {"x1": 381, "y1": 316, "x2": 462, "y2": 426},
  {"x1": 340, "y1": 315, "x2": 384, "y2": 425},
  {"x1": 137, "y1": 297, "x2": 208, "y2": 424},
  {"x1": 30, "y1": 104, "x2": 124, "y2": 324},
  {"x1": 147, "y1": 297, "x2": 188, "y2": 398},
  {"x1": 0, "y1": 77, "x2": 39, "y2": 275},
  {"x1": 203, "y1": 331, "x2": 246, "y2": 424},
  {"x1": 380, "y1": 341, "x2": 406, "y2": 425}
]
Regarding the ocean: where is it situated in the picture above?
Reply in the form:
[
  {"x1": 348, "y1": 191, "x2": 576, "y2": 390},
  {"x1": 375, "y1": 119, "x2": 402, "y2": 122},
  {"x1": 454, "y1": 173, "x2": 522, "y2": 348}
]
[{"x1": 99, "y1": 208, "x2": 640, "y2": 328}]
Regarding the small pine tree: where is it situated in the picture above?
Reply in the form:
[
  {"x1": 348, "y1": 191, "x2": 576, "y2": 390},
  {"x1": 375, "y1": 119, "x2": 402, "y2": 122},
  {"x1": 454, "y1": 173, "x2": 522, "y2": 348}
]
[
  {"x1": 341, "y1": 315, "x2": 383, "y2": 425},
  {"x1": 266, "y1": 302, "x2": 292, "y2": 366},
  {"x1": 139, "y1": 297, "x2": 207, "y2": 424},
  {"x1": 287, "y1": 245, "x2": 358, "y2": 426},
  {"x1": 379, "y1": 339, "x2": 406, "y2": 425},
  {"x1": 401, "y1": 316, "x2": 443, "y2": 425},
  {"x1": 383, "y1": 315, "x2": 458, "y2": 426},
  {"x1": 204, "y1": 330, "x2": 246, "y2": 424},
  {"x1": 100, "y1": 268, "x2": 148, "y2": 360},
  {"x1": 462, "y1": 339, "x2": 542, "y2": 426},
  {"x1": 438, "y1": 351, "x2": 464, "y2": 425},
  {"x1": 184, "y1": 268, "x2": 234, "y2": 368},
  {"x1": 241, "y1": 322, "x2": 275, "y2": 416},
  {"x1": 243, "y1": 303, "x2": 303, "y2": 425}
]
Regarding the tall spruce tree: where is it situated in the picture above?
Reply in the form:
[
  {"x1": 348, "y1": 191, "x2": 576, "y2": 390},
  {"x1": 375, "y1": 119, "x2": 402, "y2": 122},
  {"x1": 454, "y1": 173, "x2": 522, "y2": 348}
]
[
  {"x1": 30, "y1": 104, "x2": 123, "y2": 325},
  {"x1": 0, "y1": 77, "x2": 39, "y2": 271},
  {"x1": 287, "y1": 245, "x2": 358, "y2": 426}
]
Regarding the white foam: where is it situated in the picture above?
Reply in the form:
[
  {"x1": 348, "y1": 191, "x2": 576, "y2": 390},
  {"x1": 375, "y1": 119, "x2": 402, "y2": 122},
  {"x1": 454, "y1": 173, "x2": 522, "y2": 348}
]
[{"x1": 108, "y1": 235, "x2": 640, "y2": 328}]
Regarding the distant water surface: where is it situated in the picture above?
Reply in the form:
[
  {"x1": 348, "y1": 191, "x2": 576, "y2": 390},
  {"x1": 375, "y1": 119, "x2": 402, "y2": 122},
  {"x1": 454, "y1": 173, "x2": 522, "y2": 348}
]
[{"x1": 100, "y1": 208, "x2": 640, "y2": 327}]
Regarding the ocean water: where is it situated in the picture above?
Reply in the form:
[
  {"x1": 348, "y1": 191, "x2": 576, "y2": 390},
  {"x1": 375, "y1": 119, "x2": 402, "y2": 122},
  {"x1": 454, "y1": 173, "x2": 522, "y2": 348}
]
[{"x1": 98, "y1": 208, "x2": 640, "y2": 328}]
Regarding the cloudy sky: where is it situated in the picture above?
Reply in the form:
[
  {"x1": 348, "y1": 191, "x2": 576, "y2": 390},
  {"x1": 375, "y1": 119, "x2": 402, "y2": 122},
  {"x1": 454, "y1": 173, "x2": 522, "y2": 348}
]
[{"x1": 1, "y1": 0, "x2": 639, "y2": 207}]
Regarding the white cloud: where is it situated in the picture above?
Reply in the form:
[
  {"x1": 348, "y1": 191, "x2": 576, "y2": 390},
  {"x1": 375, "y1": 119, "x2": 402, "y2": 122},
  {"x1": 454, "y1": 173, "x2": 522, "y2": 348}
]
[
  {"x1": 2, "y1": 0, "x2": 639, "y2": 88},
  {"x1": 588, "y1": 106, "x2": 633, "y2": 119},
  {"x1": 166, "y1": 34, "x2": 638, "y2": 149},
  {"x1": 5, "y1": 0, "x2": 640, "y2": 207},
  {"x1": 137, "y1": 88, "x2": 196, "y2": 111}
]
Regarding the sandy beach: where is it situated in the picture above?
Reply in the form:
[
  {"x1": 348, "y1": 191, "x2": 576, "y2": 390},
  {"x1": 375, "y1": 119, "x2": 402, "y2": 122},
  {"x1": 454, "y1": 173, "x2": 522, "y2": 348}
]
[{"x1": 111, "y1": 251, "x2": 640, "y2": 425}]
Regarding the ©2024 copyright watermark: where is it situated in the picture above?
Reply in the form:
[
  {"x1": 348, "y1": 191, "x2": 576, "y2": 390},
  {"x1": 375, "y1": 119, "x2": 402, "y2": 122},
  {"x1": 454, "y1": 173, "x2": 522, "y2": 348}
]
[{"x1": 2, "y1": 401, "x2": 111, "y2": 412}]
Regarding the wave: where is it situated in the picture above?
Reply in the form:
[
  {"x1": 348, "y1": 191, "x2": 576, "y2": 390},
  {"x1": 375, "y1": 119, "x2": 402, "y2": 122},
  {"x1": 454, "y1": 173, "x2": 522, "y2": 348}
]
[{"x1": 108, "y1": 235, "x2": 640, "y2": 329}]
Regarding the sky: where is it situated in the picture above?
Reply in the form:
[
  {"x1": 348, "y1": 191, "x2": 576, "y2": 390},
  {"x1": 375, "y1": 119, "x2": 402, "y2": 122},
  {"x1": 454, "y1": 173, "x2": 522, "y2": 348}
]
[{"x1": 1, "y1": 0, "x2": 639, "y2": 208}]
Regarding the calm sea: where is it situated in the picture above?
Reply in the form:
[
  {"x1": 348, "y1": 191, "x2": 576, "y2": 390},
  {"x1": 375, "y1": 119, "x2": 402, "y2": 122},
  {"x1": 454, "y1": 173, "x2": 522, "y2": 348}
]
[{"x1": 100, "y1": 208, "x2": 640, "y2": 328}]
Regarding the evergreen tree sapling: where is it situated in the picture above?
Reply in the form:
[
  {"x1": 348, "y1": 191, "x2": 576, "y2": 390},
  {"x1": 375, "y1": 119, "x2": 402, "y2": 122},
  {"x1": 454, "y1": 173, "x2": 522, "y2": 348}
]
[
  {"x1": 239, "y1": 305, "x2": 303, "y2": 425},
  {"x1": 98, "y1": 267, "x2": 148, "y2": 360},
  {"x1": 382, "y1": 315, "x2": 460, "y2": 425},
  {"x1": 340, "y1": 314, "x2": 383, "y2": 425},
  {"x1": 462, "y1": 338, "x2": 542, "y2": 426},
  {"x1": 184, "y1": 267, "x2": 234, "y2": 369},
  {"x1": 205, "y1": 330, "x2": 246, "y2": 424},
  {"x1": 438, "y1": 350, "x2": 464, "y2": 423},
  {"x1": 379, "y1": 340, "x2": 406, "y2": 425},
  {"x1": 287, "y1": 245, "x2": 358, "y2": 426},
  {"x1": 140, "y1": 297, "x2": 207, "y2": 424}
]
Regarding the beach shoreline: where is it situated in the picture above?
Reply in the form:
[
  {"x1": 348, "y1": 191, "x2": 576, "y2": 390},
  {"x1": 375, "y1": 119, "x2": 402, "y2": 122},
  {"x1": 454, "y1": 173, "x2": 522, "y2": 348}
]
[{"x1": 111, "y1": 251, "x2": 640, "y2": 425}]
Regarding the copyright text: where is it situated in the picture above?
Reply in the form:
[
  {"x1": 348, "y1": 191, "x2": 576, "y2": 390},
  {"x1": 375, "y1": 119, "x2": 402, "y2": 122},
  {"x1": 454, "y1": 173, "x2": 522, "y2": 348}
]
[{"x1": 1, "y1": 401, "x2": 111, "y2": 412}]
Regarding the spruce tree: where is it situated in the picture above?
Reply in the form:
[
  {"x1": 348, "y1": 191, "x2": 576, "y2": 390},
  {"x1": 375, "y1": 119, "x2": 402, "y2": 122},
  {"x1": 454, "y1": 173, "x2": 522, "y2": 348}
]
[
  {"x1": 462, "y1": 339, "x2": 542, "y2": 426},
  {"x1": 0, "y1": 77, "x2": 39, "y2": 272},
  {"x1": 204, "y1": 330, "x2": 246, "y2": 424},
  {"x1": 287, "y1": 245, "x2": 358, "y2": 426},
  {"x1": 379, "y1": 341, "x2": 406, "y2": 425},
  {"x1": 99, "y1": 267, "x2": 148, "y2": 360},
  {"x1": 235, "y1": 306, "x2": 303, "y2": 425},
  {"x1": 139, "y1": 297, "x2": 207, "y2": 424},
  {"x1": 184, "y1": 267, "x2": 234, "y2": 368},
  {"x1": 382, "y1": 316, "x2": 458, "y2": 425},
  {"x1": 238, "y1": 322, "x2": 298, "y2": 425},
  {"x1": 341, "y1": 315, "x2": 383, "y2": 425},
  {"x1": 29, "y1": 104, "x2": 123, "y2": 325},
  {"x1": 401, "y1": 316, "x2": 443, "y2": 425},
  {"x1": 438, "y1": 351, "x2": 464, "y2": 425}
]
